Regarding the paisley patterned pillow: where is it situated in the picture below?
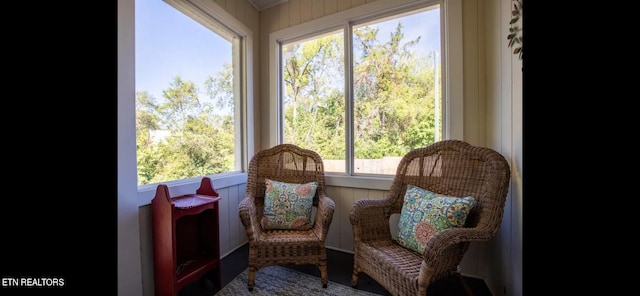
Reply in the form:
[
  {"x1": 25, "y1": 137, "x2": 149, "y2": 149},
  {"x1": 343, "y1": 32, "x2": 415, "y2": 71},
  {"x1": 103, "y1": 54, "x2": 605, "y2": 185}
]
[
  {"x1": 396, "y1": 185, "x2": 476, "y2": 254},
  {"x1": 261, "y1": 179, "x2": 318, "y2": 230}
]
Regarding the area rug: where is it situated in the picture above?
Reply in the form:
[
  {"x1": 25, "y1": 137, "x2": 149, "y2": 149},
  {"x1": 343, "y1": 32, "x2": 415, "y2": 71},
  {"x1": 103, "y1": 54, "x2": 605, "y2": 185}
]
[{"x1": 214, "y1": 265, "x2": 382, "y2": 296}]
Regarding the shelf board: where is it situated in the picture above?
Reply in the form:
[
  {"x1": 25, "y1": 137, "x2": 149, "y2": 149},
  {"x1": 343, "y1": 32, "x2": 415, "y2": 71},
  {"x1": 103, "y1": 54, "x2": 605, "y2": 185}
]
[
  {"x1": 171, "y1": 194, "x2": 220, "y2": 209},
  {"x1": 175, "y1": 256, "x2": 220, "y2": 290}
]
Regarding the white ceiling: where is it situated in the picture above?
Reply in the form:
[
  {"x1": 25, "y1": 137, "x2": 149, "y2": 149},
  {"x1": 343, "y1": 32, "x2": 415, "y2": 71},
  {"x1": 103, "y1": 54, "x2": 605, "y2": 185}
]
[{"x1": 248, "y1": 0, "x2": 290, "y2": 11}]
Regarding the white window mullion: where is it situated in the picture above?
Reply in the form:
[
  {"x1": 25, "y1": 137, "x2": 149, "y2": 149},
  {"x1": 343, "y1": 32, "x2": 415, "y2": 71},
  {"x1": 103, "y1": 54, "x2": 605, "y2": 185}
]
[{"x1": 344, "y1": 24, "x2": 355, "y2": 176}]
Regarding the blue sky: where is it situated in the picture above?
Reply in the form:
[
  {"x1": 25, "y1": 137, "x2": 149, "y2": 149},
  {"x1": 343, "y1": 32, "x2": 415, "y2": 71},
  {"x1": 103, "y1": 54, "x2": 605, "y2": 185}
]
[
  {"x1": 135, "y1": 0, "x2": 231, "y2": 103},
  {"x1": 135, "y1": 0, "x2": 439, "y2": 103},
  {"x1": 372, "y1": 8, "x2": 441, "y2": 54}
]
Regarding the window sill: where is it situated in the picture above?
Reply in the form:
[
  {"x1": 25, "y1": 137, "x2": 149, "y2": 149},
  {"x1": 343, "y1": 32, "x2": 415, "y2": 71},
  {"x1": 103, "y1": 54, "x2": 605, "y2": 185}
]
[
  {"x1": 325, "y1": 174, "x2": 393, "y2": 191},
  {"x1": 137, "y1": 173, "x2": 393, "y2": 207},
  {"x1": 138, "y1": 173, "x2": 248, "y2": 206}
]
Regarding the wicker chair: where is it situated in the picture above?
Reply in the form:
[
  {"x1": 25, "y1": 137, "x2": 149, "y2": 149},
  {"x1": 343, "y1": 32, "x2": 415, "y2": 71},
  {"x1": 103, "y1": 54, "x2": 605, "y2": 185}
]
[
  {"x1": 238, "y1": 144, "x2": 336, "y2": 291},
  {"x1": 350, "y1": 140, "x2": 511, "y2": 296}
]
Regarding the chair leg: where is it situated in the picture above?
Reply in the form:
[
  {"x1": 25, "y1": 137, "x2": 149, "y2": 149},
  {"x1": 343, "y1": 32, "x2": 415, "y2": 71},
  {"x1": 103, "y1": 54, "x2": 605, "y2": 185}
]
[
  {"x1": 351, "y1": 245, "x2": 360, "y2": 288},
  {"x1": 319, "y1": 262, "x2": 328, "y2": 288},
  {"x1": 351, "y1": 264, "x2": 359, "y2": 288},
  {"x1": 247, "y1": 266, "x2": 256, "y2": 291}
]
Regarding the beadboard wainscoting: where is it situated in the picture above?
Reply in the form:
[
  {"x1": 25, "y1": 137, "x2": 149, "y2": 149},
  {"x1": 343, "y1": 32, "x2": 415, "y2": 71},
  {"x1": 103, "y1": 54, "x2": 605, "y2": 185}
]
[{"x1": 137, "y1": 177, "x2": 492, "y2": 296}]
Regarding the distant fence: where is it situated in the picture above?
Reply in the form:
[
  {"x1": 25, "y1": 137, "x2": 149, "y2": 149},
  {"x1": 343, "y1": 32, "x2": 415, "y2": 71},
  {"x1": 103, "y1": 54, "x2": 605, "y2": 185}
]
[{"x1": 323, "y1": 157, "x2": 402, "y2": 174}]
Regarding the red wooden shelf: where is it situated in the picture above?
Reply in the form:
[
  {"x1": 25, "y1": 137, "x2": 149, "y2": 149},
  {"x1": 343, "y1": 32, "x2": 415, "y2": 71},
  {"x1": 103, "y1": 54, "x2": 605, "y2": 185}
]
[{"x1": 151, "y1": 177, "x2": 221, "y2": 296}]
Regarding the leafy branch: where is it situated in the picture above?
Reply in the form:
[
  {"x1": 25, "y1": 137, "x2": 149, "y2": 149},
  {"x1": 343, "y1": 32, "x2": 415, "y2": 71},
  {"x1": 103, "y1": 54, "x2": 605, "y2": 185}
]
[{"x1": 507, "y1": 0, "x2": 522, "y2": 60}]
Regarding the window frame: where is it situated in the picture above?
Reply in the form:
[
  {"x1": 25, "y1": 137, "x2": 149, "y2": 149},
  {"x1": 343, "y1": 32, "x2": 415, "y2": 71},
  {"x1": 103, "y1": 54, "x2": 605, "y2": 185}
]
[
  {"x1": 268, "y1": 0, "x2": 463, "y2": 189},
  {"x1": 136, "y1": 0, "x2": 254, "y2": 206}
]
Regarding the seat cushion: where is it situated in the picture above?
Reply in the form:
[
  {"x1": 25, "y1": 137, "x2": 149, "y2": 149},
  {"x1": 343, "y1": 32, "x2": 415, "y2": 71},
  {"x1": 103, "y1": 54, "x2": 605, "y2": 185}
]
[
  {"x1": 396, "y1": 185, "x2": 476, "y2": 253},
  {"x1": 261, "y1": 179, "x2": 318, "y2": 230}
]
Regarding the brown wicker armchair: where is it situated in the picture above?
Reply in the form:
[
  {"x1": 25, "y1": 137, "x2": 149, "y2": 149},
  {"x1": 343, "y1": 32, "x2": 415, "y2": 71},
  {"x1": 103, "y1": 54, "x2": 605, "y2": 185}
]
[
  {"x1": 350, "y1": 140, "x2": 511, "y2": 296},
  {"x1": 238, "y1": 144, "x2": 336, "y2": 291}
]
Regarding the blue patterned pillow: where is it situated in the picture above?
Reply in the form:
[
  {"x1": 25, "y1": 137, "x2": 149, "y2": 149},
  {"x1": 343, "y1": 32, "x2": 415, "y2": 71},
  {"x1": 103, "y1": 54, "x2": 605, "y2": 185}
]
[
  {"x1": 396, "y1": 185, "x2": 476, "y2": 254},
  {"x1": 261, "y1": 179, "x2": 318, "y2": 230}
]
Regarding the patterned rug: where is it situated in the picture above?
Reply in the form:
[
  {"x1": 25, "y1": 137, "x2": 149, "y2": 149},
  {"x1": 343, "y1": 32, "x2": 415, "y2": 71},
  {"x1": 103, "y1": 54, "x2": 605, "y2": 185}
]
[{"x1": 214, "y1": 265, "x2": 382, "y2": 296}]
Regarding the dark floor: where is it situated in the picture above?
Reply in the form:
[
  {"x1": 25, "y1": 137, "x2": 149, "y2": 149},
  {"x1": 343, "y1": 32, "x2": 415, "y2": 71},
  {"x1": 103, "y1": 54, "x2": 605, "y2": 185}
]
[{"x1": 179, "y1": 243, "x2": 493, "y2": 296}]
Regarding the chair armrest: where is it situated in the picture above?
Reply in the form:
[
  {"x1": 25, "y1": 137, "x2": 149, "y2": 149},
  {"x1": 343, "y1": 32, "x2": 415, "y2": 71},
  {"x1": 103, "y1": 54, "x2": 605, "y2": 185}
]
[
  {"x1": 350, "y1": 198, "x2": 393, "y2": 242},
  {"x1": 312, "y1": 194, "x2": 335, "y2": 241},
  {"x1": 238, "y1": 195, "x2": 261, "y2": 241},
  {"x1": 422, "y1": 227, "x2": 494, "y2": 265}
]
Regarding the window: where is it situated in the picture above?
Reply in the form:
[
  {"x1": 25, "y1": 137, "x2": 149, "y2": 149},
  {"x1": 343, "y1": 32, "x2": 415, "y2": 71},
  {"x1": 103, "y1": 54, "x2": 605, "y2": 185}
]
[
  {"x1": 275, "y1": 0, "x2": 458, "y2": 177},
  {"x1": 135, "y1": 0, "x2": 247, "y2": 186}
]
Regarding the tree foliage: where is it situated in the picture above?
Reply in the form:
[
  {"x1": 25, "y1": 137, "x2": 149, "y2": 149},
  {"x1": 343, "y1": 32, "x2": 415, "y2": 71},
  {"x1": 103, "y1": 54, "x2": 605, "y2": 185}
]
[
  {"x1": 283, "y1": 23, "x2": 440, "y2": 161},
  {"x1": 136, "y1": 67, "x2": 235, "y2": 185}
]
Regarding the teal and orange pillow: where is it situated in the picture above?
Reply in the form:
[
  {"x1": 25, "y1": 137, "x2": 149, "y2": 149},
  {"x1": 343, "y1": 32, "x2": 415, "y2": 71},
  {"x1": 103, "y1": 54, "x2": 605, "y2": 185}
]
[
  {"x1": 261, "y1": 179, "x2": 318, "y2": 230},
  {"x1": 396, "y1": 185, "x2": 476, "y2": 253}
]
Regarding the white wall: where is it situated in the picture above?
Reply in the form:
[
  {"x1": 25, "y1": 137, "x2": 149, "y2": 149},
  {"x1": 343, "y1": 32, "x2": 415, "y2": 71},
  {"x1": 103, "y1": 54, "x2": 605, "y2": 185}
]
[
  {"x1": 474, "y1": 0, "x2": 523, "y2": 295},
  {"x1": 117, "y1": 0, "x2": 144, "y2": 295}
]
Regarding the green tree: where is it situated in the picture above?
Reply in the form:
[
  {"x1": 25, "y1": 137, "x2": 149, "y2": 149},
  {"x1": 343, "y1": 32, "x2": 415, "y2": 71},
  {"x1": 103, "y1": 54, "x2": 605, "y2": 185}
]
[
  {"x1": 136, "y1": 91, "x2": 162, "y2": 184},
  {"x1": 282, "y1": 22, "x2": 439, "y2": 163},
  {"x1": 136, "y1": 67, "x2": 236, "y2": 185},
  {"x1": 352, "y1": 23, "x2": 437, "y2": 157},
  {"x1": 283, "y1": 34, "x2": 345, "y2": 159}
]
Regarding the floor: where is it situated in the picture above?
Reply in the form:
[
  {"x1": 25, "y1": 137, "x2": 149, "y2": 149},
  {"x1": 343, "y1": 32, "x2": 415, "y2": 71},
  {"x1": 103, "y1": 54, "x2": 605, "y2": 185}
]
[{"x1": 179, "y1": 243, "x2": 493, "y2": 296}]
